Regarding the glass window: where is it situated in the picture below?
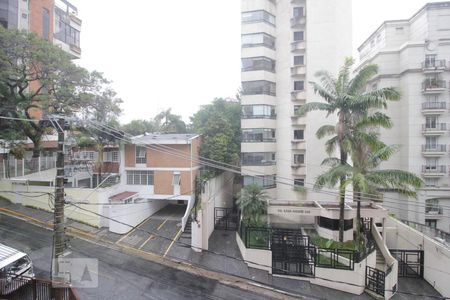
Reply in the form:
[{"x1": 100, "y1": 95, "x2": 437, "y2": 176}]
[
  {"x1": 244, "y1": 175, "x2": 276, "y2": 189},
  {"x1": 242, "y1": 33, "x2": 276, "y2": 49},
  {"x1": 242, "y1": 152, "x2": 276, "y2": 166},
  {"x1": 294, "y1": 129, "x2": 304, "y2": 140},
  {"x1": 54, "y1": 8, "x2": 81, "y2": 47},
  {"x1": 242, "y1": 129, "x2": 276, "y2": 142},
  {"x1": 294, "y1": 178, "x2": 304, "y2": 187},
  {"x1": 242, "y1": 105, "x2": 275, "y2": 119},
  {"x1": 293, "y1": 31, "x2": 304, "y2": 41},
  {"x1": 242, "y1": 10, "x2": 275, "y2": 26},
  {"x1": 294, "y1": 55, "x2": 304, "y2": 66},
  {"x1": 294, "y1": 81, "x2": 304, "y2": 91},
  {"x1": 242, "y1": 80, "x2": 276, "y2": 96},
  {"x1": 293, "y1": 7, "x2": 304, "y2": 18},
  {"x1": 172, "y1": 173, "x2": 181, "y2": 185},
  {"x1": 136, "y1": 146, "x2": 147, "y2": 164},
  {"x1": 293, "y1": 154, "x2": 305, "y2": 165},
  {"x1": 42, "y1": 8, "x2": 49, "y2": 40},
  {"x1": 242, "y1": 57, "x2": 276, "y2": 72},
  {"x1": 126, "y1": 171, "x2": 154, "y2": 185},
  {"x1": 425, "y1": 219, "x2": 437, "y2": 229}
]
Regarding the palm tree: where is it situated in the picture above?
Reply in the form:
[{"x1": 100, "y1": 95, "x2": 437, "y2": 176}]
[
  {"x1": 237, "y1": 184, "x2": 269, "y2": 227},
  {"x1": 316, "y1": 142, "x2": 423, "y2": 247},
  {"x1": 298, "y1": 57, "x2": 400, "y2": 242}
]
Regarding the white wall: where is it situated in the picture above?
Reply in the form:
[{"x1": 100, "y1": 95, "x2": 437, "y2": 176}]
[{"x1": 385, "y1": 217, "x2": 450, "y2": 298}]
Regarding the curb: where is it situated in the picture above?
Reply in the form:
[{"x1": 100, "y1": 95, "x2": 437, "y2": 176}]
[{"x1": 0, "y1": 207, "x2": 308, "y2": 300}]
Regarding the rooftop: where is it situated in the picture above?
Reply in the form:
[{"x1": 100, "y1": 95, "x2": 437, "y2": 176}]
[{"x1": 131, "y1": 133, "x2": 199, "y2": 145}]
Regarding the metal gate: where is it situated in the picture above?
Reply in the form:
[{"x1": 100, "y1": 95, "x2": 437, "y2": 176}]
[
  {"x1": 271, "y1": 229, "x2": 315, "y2": 277},
  {"x1": 214, "y1": 207, "x2": 238, "y2": 231},
  {"x1": 390, "y1": 249, "x2": 424, "y2": 278},
  {"x1": 366, "y1": 266, "x2": 385, "y2": 297}
]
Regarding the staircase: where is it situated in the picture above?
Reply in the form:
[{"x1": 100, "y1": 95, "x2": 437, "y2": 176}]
[
  {"x1": 179, "y1": 216, "x2": 192, "y2": 245},
  {"x1": 376, "y1": 247, "x2": 386, "y2": 271}
]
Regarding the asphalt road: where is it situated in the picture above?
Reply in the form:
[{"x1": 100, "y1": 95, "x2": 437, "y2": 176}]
[{"x1": 0, "y1": 214, "x2": 276, "y2": 300}]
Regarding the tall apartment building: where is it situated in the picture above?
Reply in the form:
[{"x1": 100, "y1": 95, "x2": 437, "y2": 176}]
[
  {"x1": 0, "y1": 0, "x2": 81, "y2": 56},
  {"x1": 240, "y1": 0, "x2": 352, "y2": 212},
  {"x1": 358, "y1": 2, "x2": 450, "y2": 234}
]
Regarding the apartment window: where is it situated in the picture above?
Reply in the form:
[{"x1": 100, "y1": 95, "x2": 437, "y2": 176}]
[
  {"x1": 172, "y1": 173, "x2": 181, "y2": 186},
  {"x1": 426, "y1": 95, "x2": 440, "y2": 103},
  {"x1": 294, "y1": 55, "x2": 304, "y2": 66},
  {"x1": 294, "y1": 81, "x2": 304, "y2": 91},
  {"x1": 319, "y1": 217, "x2": 353, "y2": 231},
  {"x1": 241, "y1": 33, "x2": 276, "y2": 49},
  {"x1": 425, "y1": 116, "x2": 437, "y2": 129},
  {"x1": 294, "y1": 129, "x2": 304, "y2": 140},
  {"x1": 425, "y1": 219, "x2": 437, "y2": 229},
  {"x1": 424, "y1": 178, "x2": 439, "y2": 187},
  {"x1": 135, "y1": 146, "x2": 147, "y2": 164},
  {"x1": 294, "y1": 178, "x2": 305, "y2": 187},
  {"x1": 42, "y1": 8, "x2": 49, "y2": 40},
  {"x1": 293, "y1": 31, "x2": 304, "y2": 42},
  {"x1": 293, "y1": 7, "x2": 304, "y2": 18},
  {"x1": 54, "y1": 7, "x2": 81, "y2": 47},
  {"x1": 104, "y1": 151, "x2": 119, "y2": 163},
  {"x1": 243, "y1": 175, "x2": 276, "y2": 189},
  {"x1": 425, "y1": 136, "x2": 438, "y2": 149},
  {"x1": 293, "y1": 154, "x2": 305, "y2": 165},
  {"x1": 242, "y1": 57, "x2": 276, "y2": 72},
  {"x1": 242, "y1": 105, "x2": 276, "y2": 119},
  {"x1": 426, "y1": 199, "x2": 440, "y2": 214},
  {"x1": 242, "y1": 10, "x2": 275, "y2": 26},
  {"x1": 242, "y1": 80, "x2": 276, "y2": 96},
  {"x1": 242, "y1": 152, "x2": 276, "y2": 166},
  {"x1": 242, "y1": 129, "x2": 276, "y2": 142},
  {"x1": 425, "y1": 54, "x2": 437, "y2": 68},
  {"x1": 126, "y1": 170, "x2": 154, "y2": 185},
  {"x1": 78, "y1": 151, "x2": 96, "y2": 160}
]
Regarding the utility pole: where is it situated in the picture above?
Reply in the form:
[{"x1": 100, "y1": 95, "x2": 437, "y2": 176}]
[{"x1": 52, "y1": 118, "x2": 66, "y2": 300}]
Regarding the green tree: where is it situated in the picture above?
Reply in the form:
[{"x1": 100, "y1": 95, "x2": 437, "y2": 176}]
[
  {"x1": 299, "y1": 57, "x2": 400, "y2": 242},
  {"x1": 121, "y1": 119, "x2": 157, "y2": 136},
  {"x1": 237, "y1": 184, "x2": 268, "y2": 227},
  {"x1": 190, "y1": 98, "x2": 241, "y2": 170},
  {"x1": 0, "y1": 28, "x2": 120, "y2": 157},
  {"x1": 154, "y1": 109, "x2": 187, "y2": 134}
]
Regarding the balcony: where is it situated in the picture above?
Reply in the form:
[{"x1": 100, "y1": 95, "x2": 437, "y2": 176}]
[
  {"x1": 422, "y1": 145, "x2": 447, "y2": 156},
  {"x1": 421, "y1": 165, "x2": 447, "y2": 177},
  {"x1": 291, "y1": 114, "x2": 306, "y2": 126},
  {"x1": 422, "y1": 102, "x2": 447, "y2": 114},
  {"x1": 291, "y1": 90, "x2": 306, "y2": 101},
  {"x1": 290, "y1": 16, "x2": 306, "y2": 28},
  {"x1": 291, "y1": 40, "x2": 306, "y2": 52},
  {"x1": 422, "y1": 123, "x2": 447, "y2": 135},
  {"x1": 291, "y1": 65, "x2": 306, "y2": 76},
  {"x1": 422, "y1": 80, "x2": 446, "y2": 94},
  {"x1": 422, "y1": 60, "x2": 446, "y2": 73},
  {"x1": 291, "y1": 165, "x2": 306, "y2": 176},
  {"x1": 425, "y1": 206, "x2": 444, "y2": 219}
]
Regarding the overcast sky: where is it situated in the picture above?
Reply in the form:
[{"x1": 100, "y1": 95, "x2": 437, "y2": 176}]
[{"x1": 74, "y1": 0, "x2": 441, "y2": 124}]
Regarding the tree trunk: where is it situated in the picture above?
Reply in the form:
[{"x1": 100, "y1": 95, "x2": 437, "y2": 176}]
[{"x1": 337, "y1": 113, "x2": 347, "y2": 243}]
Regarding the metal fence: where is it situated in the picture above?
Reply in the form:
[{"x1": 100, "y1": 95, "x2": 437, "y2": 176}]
[
  {"x1": 0, "y1": 275, "x2": 79, "y2": 300},
  {"x1": 0, "y1": 156, "x2": 56, "y2": 179},
  {"x1": 238, "y1": 223, "x2": 271, "y2": 250},
  {"x1": 401, "y1": 219, "x2": 450, "y2": 243},
  {"x1": 316, "y1": 248, "x2": 355, "y2": 270}
]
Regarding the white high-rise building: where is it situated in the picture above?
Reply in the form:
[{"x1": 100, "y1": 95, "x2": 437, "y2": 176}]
[
  {"x1": 357, "y1": 2, "x2": 450, "y2": 235},
  {"x1": 240, "y1": 0, "x2": 352, "y2": 212}
]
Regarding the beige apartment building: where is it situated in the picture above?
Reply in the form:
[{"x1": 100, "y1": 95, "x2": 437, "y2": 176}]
[
  {"x1": 240, "y1": 0, "x2": 352, "y2": 218},
  {"x1": 358, "y1": 2, "x2": 450, "y2": 235}
]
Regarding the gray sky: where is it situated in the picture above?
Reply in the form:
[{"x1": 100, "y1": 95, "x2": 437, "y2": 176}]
[{"x1": 74, "y1": 0, "x2": 441, "y2": 123}]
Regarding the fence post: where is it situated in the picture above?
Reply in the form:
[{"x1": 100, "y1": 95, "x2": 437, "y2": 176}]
[
  {"x1": 22, "y1": 159, "x2": 25, "y2": 176},
  {"x1": 32, "y1": 279, "x2": 37, "y2": 299},
  {"x1": 14, "y1": 158, "x2": 17, "y2": 177}
]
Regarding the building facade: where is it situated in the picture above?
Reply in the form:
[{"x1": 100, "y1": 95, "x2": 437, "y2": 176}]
[
  {"x1": 240, "y1": 0, "x2": 352, "y2": 215},
  {"x1": 358, "y1": 2, "x2": 450, "y2": 234}
]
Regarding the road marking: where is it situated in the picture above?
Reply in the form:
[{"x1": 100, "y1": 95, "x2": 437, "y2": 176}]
[
  {"x1": 138, "y1": 234, "x2": 155, "y2": 249},
  {"x1": 115, "y1": 216, "x2": 150, "y2": 245},
  {"x1": 163, "y1": 228, "x2": 182, "y2": 258}
]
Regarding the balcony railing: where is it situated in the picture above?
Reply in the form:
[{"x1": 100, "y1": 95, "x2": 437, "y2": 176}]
[
  {"x1": 291, "y1": 16, "x2": 306, "y2": 27},
  {"x1": 422, "y1": 165, "x2": 447, "y2": 173},
  {"x1": 422, "y1": 59, "x2": 446, "y2": 69},
  {"x1": 425, "y1": 205, "x2": 444, "y2": 215},
  {"x1": 422, "y1": 102, "x2": 447, "y2": 110},
  {"x1": 422, "y1": 123, "x2": 447, "y2": 132},
  {"x1": 422, "y1": 80, "x2": 446, "y2": 91},
  {"x1": 422, "y1": 145, "x2": 447, "y2": 152}
]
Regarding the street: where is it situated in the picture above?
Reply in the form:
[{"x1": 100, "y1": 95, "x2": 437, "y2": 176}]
[{"x1": 0, "y1": 214, "x2": 275, "y2": 300}]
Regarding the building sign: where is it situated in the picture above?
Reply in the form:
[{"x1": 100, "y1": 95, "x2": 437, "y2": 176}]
[{"x1": 268, "y1": 206, "x2": 321, "y2": 216}]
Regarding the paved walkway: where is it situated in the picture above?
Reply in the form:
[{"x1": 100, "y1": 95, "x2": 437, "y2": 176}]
[{"x1": 0, "y1": 198, "x2": 443, "y2": 299}]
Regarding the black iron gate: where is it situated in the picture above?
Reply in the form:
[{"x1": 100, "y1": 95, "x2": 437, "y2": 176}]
[
  {"x1": 271, "y1": 229, "x2": 315, "y2": 277},
  {"x1": 214, "y1": 207, "x2": 239, "y2": 231},
  {"x1": 366, "y1": 266, "x2": 385, "y2": 297},
  {"x1": 390, "y1": 249, "x2": 424, "y2": 278}
]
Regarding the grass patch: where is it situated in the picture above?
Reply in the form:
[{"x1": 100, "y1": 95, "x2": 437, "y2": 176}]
[{"x1": 310, "y1": 234, "x2": 357, "y2": 251}]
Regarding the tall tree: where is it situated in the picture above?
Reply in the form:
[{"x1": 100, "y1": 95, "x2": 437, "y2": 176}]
[
  {"x1": 0, "y1": 28, "x2": 120, "y2": 157},
  {"x1": 190, "y1": 98, "x2": 241, "y2": 170},
  {"x1": 154, "y1": 109, "x2": 187, "y2": 134},
  {"x1": 237, "y1": 184, "x2": 268, "y2": 227},
  {"x1": 299, "y1": 57, "x2": 400, "y2": 242},
  {"x1": 121, "y1": 119, "x2": 157, "y2": 136}
]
